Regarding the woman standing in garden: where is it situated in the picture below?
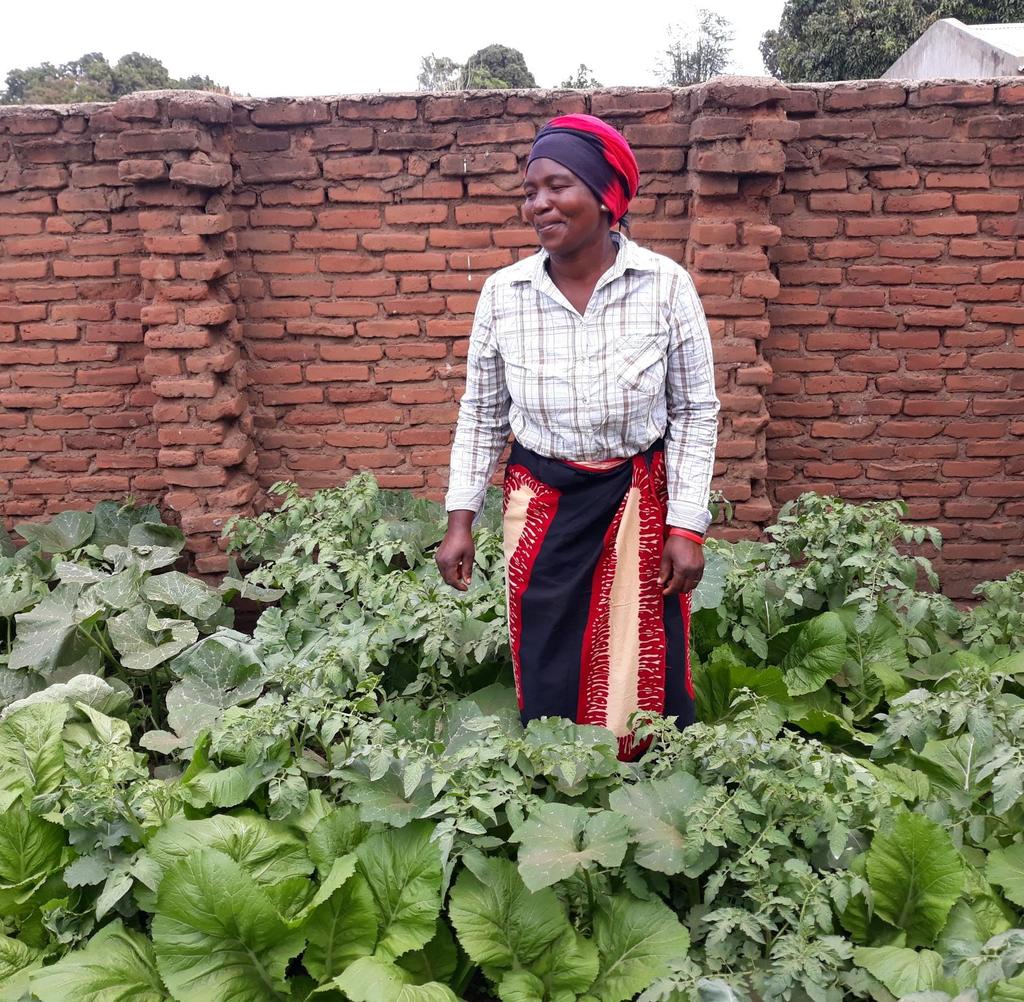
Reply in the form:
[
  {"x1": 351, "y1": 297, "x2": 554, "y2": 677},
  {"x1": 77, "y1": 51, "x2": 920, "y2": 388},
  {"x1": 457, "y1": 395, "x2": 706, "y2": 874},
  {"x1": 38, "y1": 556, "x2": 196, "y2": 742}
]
[{"x1": 436, "y1": 115, "x2": 719, "y2": 757}]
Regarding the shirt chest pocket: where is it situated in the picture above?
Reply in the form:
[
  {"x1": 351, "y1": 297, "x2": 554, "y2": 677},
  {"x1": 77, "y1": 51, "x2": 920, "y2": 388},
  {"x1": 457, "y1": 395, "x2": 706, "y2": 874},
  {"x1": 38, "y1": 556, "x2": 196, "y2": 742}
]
[{"x1": 614, "y1": 328, "x2": 667, "y2": 395}]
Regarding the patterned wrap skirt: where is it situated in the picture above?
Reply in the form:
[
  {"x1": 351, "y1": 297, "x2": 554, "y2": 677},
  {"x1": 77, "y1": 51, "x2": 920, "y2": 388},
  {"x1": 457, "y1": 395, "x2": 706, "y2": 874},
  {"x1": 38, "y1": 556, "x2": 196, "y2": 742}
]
[{"x1": 501, "y1": 437, "x2": 695, "y2": 759}]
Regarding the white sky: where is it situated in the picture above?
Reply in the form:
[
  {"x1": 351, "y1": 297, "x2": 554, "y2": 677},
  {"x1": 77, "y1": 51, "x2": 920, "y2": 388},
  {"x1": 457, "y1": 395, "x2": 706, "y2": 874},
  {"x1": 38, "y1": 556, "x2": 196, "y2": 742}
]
[{"x1": 2, "y1": 0, "x2": 786, "y2": 98}]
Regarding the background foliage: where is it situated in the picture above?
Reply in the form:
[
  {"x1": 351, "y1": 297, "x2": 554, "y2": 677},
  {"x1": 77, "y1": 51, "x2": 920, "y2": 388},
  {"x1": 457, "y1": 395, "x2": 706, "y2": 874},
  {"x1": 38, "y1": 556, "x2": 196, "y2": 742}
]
[
  {"x1": 1, "y1": 51, "x2": 226, "y2": 105},
  {"x1": 760, "y1": 0, "x2": 1024, "y2": 81}
]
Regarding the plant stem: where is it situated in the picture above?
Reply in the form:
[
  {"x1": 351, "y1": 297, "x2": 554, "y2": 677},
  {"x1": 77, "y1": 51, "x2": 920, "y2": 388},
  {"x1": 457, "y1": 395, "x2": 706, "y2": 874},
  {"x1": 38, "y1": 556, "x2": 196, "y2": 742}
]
[{"x1": 582, "y1": 867, "x2": 596, "y2": 926}]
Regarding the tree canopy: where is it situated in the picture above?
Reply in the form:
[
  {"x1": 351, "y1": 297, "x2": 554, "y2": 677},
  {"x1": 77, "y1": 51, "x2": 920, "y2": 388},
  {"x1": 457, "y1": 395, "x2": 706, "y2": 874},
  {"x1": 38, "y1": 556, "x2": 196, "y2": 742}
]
[
  {"x1": 761, "y1": 0, "x2": 1024, "y2": 82},
  {"x1": 655, "y1": 10, "x2": 735, "y2": 86},
  {"x1": 1, "y1": 51, "x2": 226, "y2": 105},
  {"x1": 416, "y1": 43, "x2": 537, "y2": 90},
  {"x1": 559, "y1": 64, "x2": 603, "y2": 88}
]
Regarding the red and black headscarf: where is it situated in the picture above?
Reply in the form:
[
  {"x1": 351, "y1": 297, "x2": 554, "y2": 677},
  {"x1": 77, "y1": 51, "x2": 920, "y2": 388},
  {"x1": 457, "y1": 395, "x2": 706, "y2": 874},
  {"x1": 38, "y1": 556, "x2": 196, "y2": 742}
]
[{"x1": 527, "y1": 113, "x2": 640, "y2": 225}]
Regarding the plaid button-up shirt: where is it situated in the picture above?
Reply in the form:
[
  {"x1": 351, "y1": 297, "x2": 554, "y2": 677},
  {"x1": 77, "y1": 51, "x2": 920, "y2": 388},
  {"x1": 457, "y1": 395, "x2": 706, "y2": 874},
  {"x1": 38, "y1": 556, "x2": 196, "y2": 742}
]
[{"x1": 445, "y1": 233, "x2": 720, "y2": 533}]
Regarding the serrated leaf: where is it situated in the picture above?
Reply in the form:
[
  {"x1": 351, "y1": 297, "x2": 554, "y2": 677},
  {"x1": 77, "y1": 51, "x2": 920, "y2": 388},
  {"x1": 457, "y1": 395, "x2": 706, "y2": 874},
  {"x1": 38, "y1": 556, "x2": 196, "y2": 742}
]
[
  {"x1": 0, "y1": 802, "x2": 64, "y2": 910},
  {"x1": 449, "y1": 853, "x2": 569, "y2": 972},
  {"x1": 0, "y1": 702, "x2": 65, "y2": 806},
  {"x1": 144, "y1": 813, "x2": 313, "y2": 890},
  {"x1": 303, "y1": 870, "x2": 378, "y2": 981},
  {"x1": 331, "y1": 956, "x2": 458, "y2": 1002},
  {"x1": 985, "y1": 844, "x2": 1024, "y2": 908},
  {"x1": 583, "y1": 893, "x2": 690, "y2": 1002},
  {"x1": 780, "y1": 612, "x2": 847, "y2": 696},
  {"x1": 608, "y1": 772, "x2": 711, "y2": 876},
  {"x1": 515, "y1": 804, "x2": 628, "y2": 892},
  {"x1": 0, "y1": 934, "x2": 38, "y2": 984},
  {"x1": 356, "y1": 821, "x2": 441, "y2": 962},
  {"x1": 853, "y1": 946, "x2": 943, "y2": 996},
  {"x1": 29, "y1": 921, "x2": 164, "y2": 998},
  {"x1": 866, "y1": 812, "x2": 964, "y2": 947},
  {"x1": 309, "y1": 807, "x2": 370, "y2": 876},
  {"x1": 397, "y1": 921, "x2": 458, "y2": 986},
  {"x1": 152, "y1": 848, "x2": 305, "y2": 1002},
  {"x1": 15, "y1": 512, "x2": 94, "y2": 554},
  {"x1": 346, "y1": 766, "x2": 434, "y2": 828}
]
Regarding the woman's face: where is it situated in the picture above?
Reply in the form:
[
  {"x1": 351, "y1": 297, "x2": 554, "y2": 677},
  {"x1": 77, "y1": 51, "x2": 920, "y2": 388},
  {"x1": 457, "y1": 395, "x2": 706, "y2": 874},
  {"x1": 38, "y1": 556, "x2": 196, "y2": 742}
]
[{"x1": 522, "y1": 157, "x2": 608, "y2": 256}]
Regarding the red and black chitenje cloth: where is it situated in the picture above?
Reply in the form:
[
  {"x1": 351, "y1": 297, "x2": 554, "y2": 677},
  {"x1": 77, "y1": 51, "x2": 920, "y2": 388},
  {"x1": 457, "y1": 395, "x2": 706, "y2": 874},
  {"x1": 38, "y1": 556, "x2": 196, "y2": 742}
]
[
  {"x1": 527, "y1": 113, "x2": 640, "y2": 224},
  {"x1": 502, "y1": 440, "x2": 695, "y2": 761}
]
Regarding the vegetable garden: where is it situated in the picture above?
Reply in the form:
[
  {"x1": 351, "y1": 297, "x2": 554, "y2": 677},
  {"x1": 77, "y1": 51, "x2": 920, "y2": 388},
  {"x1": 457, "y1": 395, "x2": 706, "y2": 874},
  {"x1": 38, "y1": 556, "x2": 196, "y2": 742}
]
[{"x1": 0, "y1": 476, "x2": 1021, "y2": 1002}]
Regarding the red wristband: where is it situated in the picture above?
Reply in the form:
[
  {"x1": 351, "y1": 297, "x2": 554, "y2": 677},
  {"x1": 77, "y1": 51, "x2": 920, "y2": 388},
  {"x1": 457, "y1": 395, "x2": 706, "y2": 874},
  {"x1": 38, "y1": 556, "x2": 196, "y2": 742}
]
[{"x1": 668, "y1": 527, "x2": 704, "y2": 546}]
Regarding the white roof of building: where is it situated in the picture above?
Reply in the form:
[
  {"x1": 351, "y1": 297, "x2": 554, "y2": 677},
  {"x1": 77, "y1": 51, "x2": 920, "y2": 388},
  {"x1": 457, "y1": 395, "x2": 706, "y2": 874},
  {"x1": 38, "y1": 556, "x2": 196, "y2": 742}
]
[{"x1": 956, "y1": 19, "x2": 1024, "y2": 56}]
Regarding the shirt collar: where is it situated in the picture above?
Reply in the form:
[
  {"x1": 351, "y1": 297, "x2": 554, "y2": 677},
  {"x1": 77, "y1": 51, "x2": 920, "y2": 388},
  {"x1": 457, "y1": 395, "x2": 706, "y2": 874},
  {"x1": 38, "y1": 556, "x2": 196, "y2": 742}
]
[{"x1": 512, "y1": 231, "x2": 655, "y2": 292}]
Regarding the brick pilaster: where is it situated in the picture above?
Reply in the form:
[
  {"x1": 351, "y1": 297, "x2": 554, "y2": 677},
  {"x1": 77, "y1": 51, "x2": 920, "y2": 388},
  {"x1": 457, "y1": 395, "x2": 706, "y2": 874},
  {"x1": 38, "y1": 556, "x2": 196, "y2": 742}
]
[
  {"x1": 686, "y1": 77, "x2": 794, "y2": 538},
  {"x1": 113, "y1": 91, "x2": 256, "y2": 573}
]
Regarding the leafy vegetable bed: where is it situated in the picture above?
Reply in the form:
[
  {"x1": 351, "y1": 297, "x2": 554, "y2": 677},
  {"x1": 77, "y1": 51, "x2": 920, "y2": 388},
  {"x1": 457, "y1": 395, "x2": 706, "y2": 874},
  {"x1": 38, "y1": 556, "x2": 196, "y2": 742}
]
[{"x1": 0, "y1": 478, "x2": 1021, "y2": 1002}]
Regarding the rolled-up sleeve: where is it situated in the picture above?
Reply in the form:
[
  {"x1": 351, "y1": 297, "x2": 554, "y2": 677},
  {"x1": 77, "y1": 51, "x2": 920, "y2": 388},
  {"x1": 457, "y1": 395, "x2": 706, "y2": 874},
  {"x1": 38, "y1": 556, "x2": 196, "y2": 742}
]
[
  {"x1": 445, "y1": 278, "x2": 512, "y2": 515},
  {"x1": 663, "y1": 269, "x2": 720, "y2": 534}
]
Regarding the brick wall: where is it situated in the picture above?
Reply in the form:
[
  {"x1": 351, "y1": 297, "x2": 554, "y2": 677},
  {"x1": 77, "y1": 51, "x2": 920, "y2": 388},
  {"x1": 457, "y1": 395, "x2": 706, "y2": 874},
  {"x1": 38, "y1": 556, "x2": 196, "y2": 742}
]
[
  {"x1": 0, "y1": 78, "x2": 1021, "y2": 595},
  {"x1": 764, "y1": 80, "x2": 1024, "y2": 595}
]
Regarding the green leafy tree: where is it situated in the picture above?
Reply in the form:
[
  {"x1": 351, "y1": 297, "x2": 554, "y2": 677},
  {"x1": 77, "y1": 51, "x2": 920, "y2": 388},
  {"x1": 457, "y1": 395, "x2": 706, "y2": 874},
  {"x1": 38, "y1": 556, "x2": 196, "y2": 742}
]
[
  {"x1": 656, "y1": 9, "x2": 735, "y2": 86},
  {"x1": 460, "y1": 43, "x2": 537, "y2": 88},
  {"x1": 1, "y1": 51, "x2": 227, "y2": 104},
  {"x1": 559, "y1": 64, "x2": 603, "y2": 88},
  {"x1": 761, "y1": 0, "x2": 1024, "y2": 82},
  {"x1": 416, "y1": 54, "x2": 463, "y2": 91}
]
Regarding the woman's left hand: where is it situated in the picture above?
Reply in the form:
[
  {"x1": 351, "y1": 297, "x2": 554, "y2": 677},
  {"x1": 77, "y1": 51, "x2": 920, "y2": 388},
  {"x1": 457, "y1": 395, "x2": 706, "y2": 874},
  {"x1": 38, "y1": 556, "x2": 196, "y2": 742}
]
[{"x1": 659, "y1": 537, "x2": 704, "y2": 596}]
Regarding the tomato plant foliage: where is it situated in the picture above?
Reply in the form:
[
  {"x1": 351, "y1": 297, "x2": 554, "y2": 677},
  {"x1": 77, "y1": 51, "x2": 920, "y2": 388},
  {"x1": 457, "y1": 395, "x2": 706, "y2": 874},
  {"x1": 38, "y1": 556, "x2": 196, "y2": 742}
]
[{"x1": 0, "y1": 478, "x2": 1020, "y2": 1001}]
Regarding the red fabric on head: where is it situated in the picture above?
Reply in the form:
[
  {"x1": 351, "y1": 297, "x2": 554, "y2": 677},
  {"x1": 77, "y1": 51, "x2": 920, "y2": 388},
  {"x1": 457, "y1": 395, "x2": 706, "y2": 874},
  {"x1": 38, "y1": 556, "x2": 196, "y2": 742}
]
[{"x1": 543, "y1": 113, "x2": 639, "y2": 222}]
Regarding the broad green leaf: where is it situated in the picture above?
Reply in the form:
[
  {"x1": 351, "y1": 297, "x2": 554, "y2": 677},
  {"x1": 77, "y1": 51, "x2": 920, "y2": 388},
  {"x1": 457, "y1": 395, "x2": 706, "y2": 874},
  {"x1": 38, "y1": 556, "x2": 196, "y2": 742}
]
[
  {"x1": 0, "y1": 702, "x2": 65, "y2": 806},
  {"x1": 915, "y1": 735, "x2": 989, "y2": 809},
  {"x1": 127, "y1": 522, "x2": 185, "y2": 552},
  {"x1": 289, "y1": 854, "x2": 356, "y2": 925},
  {"x1": 8, "y1": 584, "x2": 86, "y2": 672},
  {"x1": 692, "y1": 546, "x2": 726, "y2": 612},
  {"x1": 780, "y1": 612, "x2": 846, "y2": 696},
  {"x1": 15, "y1": 512, "x2": 94, "y2": 554},
  {"x1": 515, "y1": 804, "x2": 628, "y2": 892},
  {"x1": 30, "y1": 919, "x2": 167, "y2": 1001},
  {"x1": 0, "y1": 934, "x2": 38, "y2": 984},
  {"x1": 866, "y1": 812, "x2": 965, "y2": 946},
  {"x1": 303, "y1": 871, "x2": 378, "y2": 981},
  {"x1": 144, "y1": 813, "x2": 312, "y2": 889},
  {"x1": 107, "y1": 607, "x2": 198, "y2": 673},
  {"x1": 152, "y1": 848, "x2": 305, "y2": 1001},
  {"x1": 89, "y1": 500, "x2": 162, "y2": 549},
  {"x1": 497, "y1": 970, "x2": 546, "y2": 1002},
  {"x1": 160, "y1": 634, "x2": 266, "y2": 745},
  {"x1": 993, "y1": 975, "x2": 1024, "y2": 1002},
  {"x1": 522, "y1": 927, "x2": 599, "y2": 1000},
  {"x1": 345, "y1": 766, "x2": 434, "y2": 828},
  {"x1": 837, "y1": 608, "x2": 910, "y2": 701},
  {"x1": 356, "y1": 821, "x2": 442, "y2": 961},
  {"x1": 2, "y1": 675, "x2": 128, "y2": 721},
  {"x1": 144, "y1": 572, "x2": 222, "y2": 621},
  {"x1": 90, "y1": 570, "x2": 140, "y2": 612},
  {"x1": 331, "y1": 956, "x2": 458, "y2": 1002},
  {"x1": 583, "y1": 893, "x2": 690, "y2": 1002},
  {"x1": 0, "y1": 803, "x2": 65, "y2": 910},
  {"x1": 608, "y1": 772, "x2": 711, "y2": 876},
  {"x1": 178, "y1": 761, "x2": 275, "y2": 810},
  {"x1": 985, "y1": 844, "x2": 1024, "y2": 908},
  {"x1": 853, "y1": 946, "x2": 943, "y2": 996},
  {"x1": 309, "y1": 807, "x2": 370, "y2": 876},
  {"x1": 397, "y1": 921, "x2": 458, "y2": 986},
  {"x1": 448, "y1": 853, "x2": 568, "y2": 971}
]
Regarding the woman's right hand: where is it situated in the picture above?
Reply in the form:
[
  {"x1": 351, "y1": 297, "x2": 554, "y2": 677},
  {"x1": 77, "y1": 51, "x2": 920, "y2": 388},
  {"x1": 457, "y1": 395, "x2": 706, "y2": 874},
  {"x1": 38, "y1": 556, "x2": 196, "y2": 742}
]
[{"x1": 435, "y1": 510, "x2": 476, "y2": 591}]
